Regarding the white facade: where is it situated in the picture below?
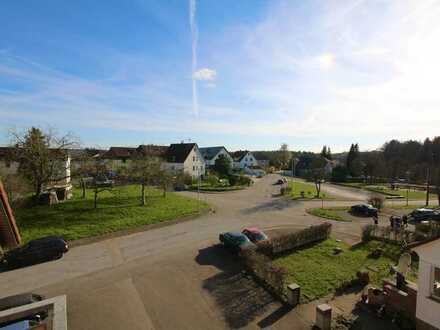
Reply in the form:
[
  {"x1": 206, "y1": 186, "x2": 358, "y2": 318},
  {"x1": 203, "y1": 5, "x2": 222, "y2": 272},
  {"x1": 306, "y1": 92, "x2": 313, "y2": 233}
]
[
  {"x1": 0, "y1": 155, "x2": 71, "y2": 187},
  {"x1": 413, "y1": 239, "x2": 440, "y2": 329},
  {"x1": 202, "y1": 147, "x2": 233, "y2": 167},
  {"x1": 234, "y1": 152, "x2": 259, "y2": 169},
  {"x1": 163, "y1": 145, "x2": 205, "y2": 178}
]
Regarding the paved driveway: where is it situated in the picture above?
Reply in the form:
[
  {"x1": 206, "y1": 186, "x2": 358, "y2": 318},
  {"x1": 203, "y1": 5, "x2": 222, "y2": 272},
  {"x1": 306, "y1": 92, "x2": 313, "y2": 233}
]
[{"x1": 0, "y1": 174, "x2": 377, "y2": 329}]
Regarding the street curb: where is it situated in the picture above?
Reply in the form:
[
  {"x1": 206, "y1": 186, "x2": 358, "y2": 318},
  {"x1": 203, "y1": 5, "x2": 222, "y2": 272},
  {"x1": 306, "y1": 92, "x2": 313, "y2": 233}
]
[{"x1": 69, "y1": 207, "x2": 213, "y2": 248}]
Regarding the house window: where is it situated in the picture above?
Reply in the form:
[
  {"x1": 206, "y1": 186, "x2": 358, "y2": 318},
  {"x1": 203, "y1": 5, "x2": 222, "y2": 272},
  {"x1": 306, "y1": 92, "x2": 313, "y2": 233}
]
[
  {"x1": 193, "y1": 166, "x2": 195, "y2": 171},
  {"x1": 432, "y1": 266, "x2": 440, "y2": 300},
  {"x1": 193, "y1": 156, "x2": 195, "y2": 161}
]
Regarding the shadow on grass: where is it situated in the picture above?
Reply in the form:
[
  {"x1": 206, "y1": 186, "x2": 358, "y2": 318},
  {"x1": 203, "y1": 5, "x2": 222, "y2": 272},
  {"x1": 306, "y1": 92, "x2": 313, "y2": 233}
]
[{"x1": 196, "y1": 245, "x2": 279, "y2": 329}]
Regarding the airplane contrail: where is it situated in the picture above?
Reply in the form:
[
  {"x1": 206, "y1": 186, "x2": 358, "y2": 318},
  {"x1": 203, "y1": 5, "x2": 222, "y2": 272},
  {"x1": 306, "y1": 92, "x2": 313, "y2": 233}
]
[{"x1": 189, "y1": 0, "x2": 198, "y2": 116}]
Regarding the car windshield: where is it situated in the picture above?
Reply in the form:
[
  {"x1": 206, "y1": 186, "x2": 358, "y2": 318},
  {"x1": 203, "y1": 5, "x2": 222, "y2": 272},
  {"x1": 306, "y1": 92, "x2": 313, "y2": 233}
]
[{"x1": 254, "y1": 233, "x2": 267, "y2": 240}]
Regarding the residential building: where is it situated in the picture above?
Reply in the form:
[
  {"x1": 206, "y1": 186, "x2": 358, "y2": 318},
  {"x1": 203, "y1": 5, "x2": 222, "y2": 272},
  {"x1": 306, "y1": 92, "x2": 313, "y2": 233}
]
[
  {"x1": 100, "y1": 145, "x2": 168, "y2": 171},
  {"x1": 0, "y1": 147, "x2": 19, "y2": 176},
  {"x1": 199, "y1": 146, "x2": 233, "y2": 167},
  {"x1": 323, "y1": 159, "x2": 339, "y2": 175},
  {"x1": 163, "y1": 143, "x2": 205, "y2": 178},
  {"x1": 231, "y1": 151, "x2": 259, "y2": 169},
  {"x1": 0, "y1": 147, "x2": 72, "y2": 190},
  {"x1": 413, "y1": 238, "x2": 440, "y2": 330}
]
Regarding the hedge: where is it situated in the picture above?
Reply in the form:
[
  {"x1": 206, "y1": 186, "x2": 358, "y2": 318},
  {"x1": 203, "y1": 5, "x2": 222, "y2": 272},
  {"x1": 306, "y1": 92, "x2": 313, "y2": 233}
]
[{"x1": 270, "y1": 223, "x2": 332, "y2": 255}]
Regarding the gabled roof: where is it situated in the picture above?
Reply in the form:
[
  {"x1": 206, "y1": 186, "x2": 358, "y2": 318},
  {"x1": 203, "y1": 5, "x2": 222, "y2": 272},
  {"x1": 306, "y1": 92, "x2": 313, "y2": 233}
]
[
  {"x1": 136, "y1": 145, "x2": 168, "y2": 158},
  {"x1": 199, "y1": 146, "x2": 229, "y2": 160},
  {"x1": 0, "y1": 147, "x2": 13, "y2": 159},
  {"x1": 102, "y1": 147, "x2": 137, "y2": 159},
  {"x1": 230, "y1": 150, "x2": 252, "y2": 162},
  {"x1": 166, "y1": 143, "x2": 196, "y2": 163}
]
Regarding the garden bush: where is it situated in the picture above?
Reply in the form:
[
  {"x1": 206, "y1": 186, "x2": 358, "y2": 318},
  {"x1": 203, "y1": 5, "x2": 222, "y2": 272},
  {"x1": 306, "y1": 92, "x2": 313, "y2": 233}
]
[
  {"x1": 368, "y1": 195, "x2": 385, "y2": 209},
  {"x1": 280, "y1": 186, "x2": 292, "y2": 195},
  {"x1": 362, "y1": 224, "x2": 375, "y2": 242},
  {"x1": 205, "y1": 174, "x2": 219, "y2": 187}
]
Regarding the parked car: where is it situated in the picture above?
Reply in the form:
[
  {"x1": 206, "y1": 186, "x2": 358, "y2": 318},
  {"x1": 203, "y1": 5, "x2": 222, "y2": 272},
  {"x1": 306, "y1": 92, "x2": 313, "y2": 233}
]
[
  {"x1": 219, "y1": 232, "x2": 255, "y2": 252},
  {"x1": 408, "y1": 208, "x2": 440, "y2": 222},
  {"x1": 350, "y1": 204, "x2": 378, "y2": 217},
  {"x1": 242, "y1": 227, "x2": 268, "y2": 243},
  {"x1": 1, "y1": 236, "x2": 69, "y2": 269}
]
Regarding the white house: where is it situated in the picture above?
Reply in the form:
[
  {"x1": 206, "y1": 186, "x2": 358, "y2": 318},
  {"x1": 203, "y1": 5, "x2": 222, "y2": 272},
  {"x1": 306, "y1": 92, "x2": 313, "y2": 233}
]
[
  {"x1": 231, "y1": 151, "x2": 259, "y2": 169},
  {"x1": 163, "y1": 143, "x2": 205, "y2": 178},
  {"x1": 0, "y1": 146, "x2": 72, "y2": 198},
  {"x1": 413, "y1": 238, "x2": 440, "y2": 330},
  {"x1": 199, "y1": 146, "x2": 233, "y2": 167}
]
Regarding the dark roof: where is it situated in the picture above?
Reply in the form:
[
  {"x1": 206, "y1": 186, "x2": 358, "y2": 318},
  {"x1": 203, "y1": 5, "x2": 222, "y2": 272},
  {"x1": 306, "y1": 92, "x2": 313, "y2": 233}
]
[
  {"x1": 0, "y1": 147, "x2": 14, "y2": 159},
  {"x1": 199, "y1": 146, "x2": 228, "y2": 160},
  {"x1": 136, "y1": 145, "x2": 168, "y2": 158},
  {"x1": 0, "y1": 147, "x2": 69, "y2": 160},
  {"x1": 101, "y1": 147, "x2": 137, "y2": 159},
  {"x1": 69, "y1": 148, "x2": 106, "y2": 159},
  {"x1": 230, "y1": 150, "x2": 251, "y2": 162},
  {"x1": 166, "y1": 143, "x2": 196, "y2": 163}
]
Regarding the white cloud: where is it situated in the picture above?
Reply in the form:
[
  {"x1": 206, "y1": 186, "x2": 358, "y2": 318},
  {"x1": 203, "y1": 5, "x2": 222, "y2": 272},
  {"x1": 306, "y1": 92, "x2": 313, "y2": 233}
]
[
  {"x1": 316, "y1": 53, "x2": 335, "y2": 70},
  {"x1": 192, "y1": 68, "x2": 217, "y2": 81}
]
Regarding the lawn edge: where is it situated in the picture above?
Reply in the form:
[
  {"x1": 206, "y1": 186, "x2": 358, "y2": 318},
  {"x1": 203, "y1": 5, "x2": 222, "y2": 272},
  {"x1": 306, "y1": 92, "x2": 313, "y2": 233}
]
[{"x1": 69, "y1": 206, "x2": 212, "y2": 248}]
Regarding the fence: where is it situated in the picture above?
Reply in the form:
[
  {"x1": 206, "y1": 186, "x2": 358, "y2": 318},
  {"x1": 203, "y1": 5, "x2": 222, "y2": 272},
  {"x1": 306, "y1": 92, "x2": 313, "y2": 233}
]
[{"x1": 363, "y1": 224, "x2": 416, "y2": 246}]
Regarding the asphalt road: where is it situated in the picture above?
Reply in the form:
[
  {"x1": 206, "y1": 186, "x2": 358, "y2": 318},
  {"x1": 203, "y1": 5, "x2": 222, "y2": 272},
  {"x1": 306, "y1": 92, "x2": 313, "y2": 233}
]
[{"x1": 0, "y1": 174, "x2": 388, "y2": 329}]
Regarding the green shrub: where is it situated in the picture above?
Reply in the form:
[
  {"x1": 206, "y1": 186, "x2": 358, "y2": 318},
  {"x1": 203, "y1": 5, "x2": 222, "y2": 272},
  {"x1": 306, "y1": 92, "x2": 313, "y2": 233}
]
[
  {"x1": 205, "y1": 174, "x2": 219, "y2": 187},
  {"x1": 368, "y1": 195, "x2": 385, "y2": 210},
  {"x1": 362, "y1": 224, "x2": 375, "y2": 242},
  {"x1": 280, "y1": 186, "x2": 292, "y2": 195}
]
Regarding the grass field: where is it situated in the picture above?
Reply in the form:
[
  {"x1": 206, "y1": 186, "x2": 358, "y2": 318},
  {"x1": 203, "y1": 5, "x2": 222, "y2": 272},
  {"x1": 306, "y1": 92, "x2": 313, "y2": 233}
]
[
  {"x1": 15, "y1": 185, "x2": 209, "y2": 243},
  {"x1": 335, "y1": 182, "x2": 434, "y2": 200},
  {"x1": 307, "y1": 207, "x2": 351, "y2": 222},
  {"x1": 288, "y1": 180, "x2": 334, "y2": 200},
  {"x1": 273, "y1": 239, "x2": 413, "y2": 302}
]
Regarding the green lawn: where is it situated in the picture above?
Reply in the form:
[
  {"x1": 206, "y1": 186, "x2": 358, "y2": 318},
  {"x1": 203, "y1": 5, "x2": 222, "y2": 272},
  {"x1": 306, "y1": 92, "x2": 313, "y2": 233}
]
[
  {"x1": 189, "y1": 184, "x2": 245, "y2": 192},
  {"x1": 15, "y1": 185, "x2": 209, "y2": 243},
  {"x1": 307, "y1": 207, "x2": 351, "y2": 222},
  {"x1": 288, "y1": 180, "x2": 334, "y2": 200},
  {"x1": 336, "y1": 182, "x2": 433, "y2": 200},
  {"x1": 273, "y1": 239, "x2": 412, "y2": 302}
]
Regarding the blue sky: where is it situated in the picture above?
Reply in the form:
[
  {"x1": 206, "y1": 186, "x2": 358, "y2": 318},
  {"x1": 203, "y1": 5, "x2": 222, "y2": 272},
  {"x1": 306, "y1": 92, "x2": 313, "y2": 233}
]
[{"x1": 1, "y1": 0, "x2": 440, "y2": 152}]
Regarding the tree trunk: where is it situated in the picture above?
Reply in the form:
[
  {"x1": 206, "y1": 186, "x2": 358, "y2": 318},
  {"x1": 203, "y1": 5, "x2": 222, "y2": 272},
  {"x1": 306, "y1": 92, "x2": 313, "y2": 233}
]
[
  {"x1": 141, "y1": 184, "x2": 146, "y2": 206},
  {"x1": 80, "y1": 178, "x2": 86, "y2": 199},
  {"x1": 94, "y1": 188, "x2": 98, "y2": 209},
  {"x1": 315, "y1": 181, "x2": 321, "y2": 198},
  {"x1": 163, "y1": 184, "x2": 166, "y2": 197}
]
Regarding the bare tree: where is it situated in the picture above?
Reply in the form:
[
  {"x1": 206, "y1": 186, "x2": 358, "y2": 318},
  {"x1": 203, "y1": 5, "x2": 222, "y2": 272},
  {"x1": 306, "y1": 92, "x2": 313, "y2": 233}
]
[
  {"x1": 157, "y1": 170, "x2": 174, "y2": 197},
  {"x1": 9, "y1": 127, "x2": 77, "y2": 197},
  {"x1": 279, "y1": 143, "x2": 291, "y2": 168},
  {"x1": 88, "y1": 162, "x2": 113, "y2": 209},
  {"x1": 310, "y1": 157, "x2": 326, "y2": 198},
  {"x1": 130, "y1": 157, "x2": 162, "y2": 205}
]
